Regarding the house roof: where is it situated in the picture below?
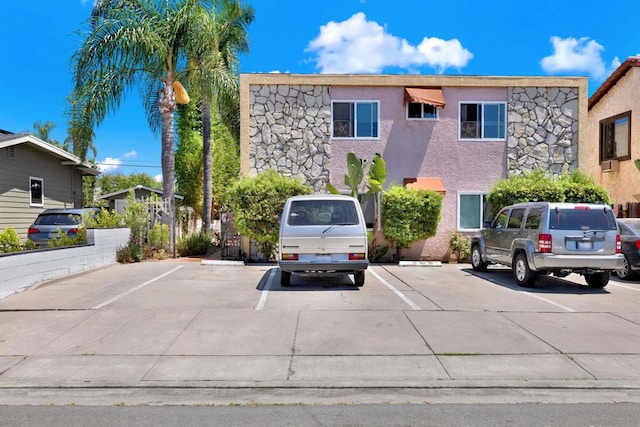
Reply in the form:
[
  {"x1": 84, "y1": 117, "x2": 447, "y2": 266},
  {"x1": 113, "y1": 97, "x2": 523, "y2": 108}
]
[
  {"x1": 0, "y1": 132, "x2": 100, "y2": 176},
  {"x1": 588, "y1": 56, "x2": 640, "y2": 110},
  {"x1": 97, "y1": 184, "x2": 184, "y2": 200}
]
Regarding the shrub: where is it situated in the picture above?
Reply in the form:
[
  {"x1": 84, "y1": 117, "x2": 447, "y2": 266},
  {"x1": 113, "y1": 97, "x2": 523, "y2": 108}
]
[
  {"x1": 84, "y1": 207, "x2": 124, "y2": 228},
  {"x1": 228, "y1": 169, "x2": 311, "y2": 261},
  {"x1": 449, "y1": 231, "x2": 470, "y2": 262},
  {"x1": 0, "y1": 228, "x2": 22, "y2": 253},
  {"x1": 382, "y1": 185, "x2": 443, "y2": 259},
  {"x1": 116, "y1": 243, "x2": 142, "y2": 263},
  {"x1": 148, "y1": 223, "x2": 169, "y2": 250},
  {"x1": 487, "y1": 170, "x2": 611, "y2": 218},
  {"x1": 177, "y1": 231, "x2": 211, "y2": 257},
  {"x1": 48, "y1": 228, "x2": 87, "y2": 248}
]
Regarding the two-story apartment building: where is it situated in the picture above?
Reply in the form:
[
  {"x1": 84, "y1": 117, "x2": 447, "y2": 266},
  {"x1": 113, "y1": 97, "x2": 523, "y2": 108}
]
[
  {"x1": 586, "y1": 56, "x2": 640, "y2": 218},
  {"x1": 240, "y1": 74, "x2": 588, "y2": 260}
]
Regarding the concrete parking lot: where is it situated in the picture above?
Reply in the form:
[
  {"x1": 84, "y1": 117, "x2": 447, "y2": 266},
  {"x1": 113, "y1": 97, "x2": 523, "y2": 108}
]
[{"x1": 1, "y1": 259, "x2": 640, "y2": 405}]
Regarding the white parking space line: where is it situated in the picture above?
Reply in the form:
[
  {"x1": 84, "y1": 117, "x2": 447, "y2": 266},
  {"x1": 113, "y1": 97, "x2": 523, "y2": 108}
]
[
  {"x1": 254, "y1": 268, "x2": 276, "y2": 311},
  {"x1": 369, "y1": 268, "x2": 421, "y2": 310},
  {"x1": 92, "y1": 265, "x2": 184, "y2": 310},
  {"x1": 610, "y1": 282, "x2": 640, "y2": 292},
  {"x1": 520, "y1": 291, "x2": 576, "y2": 312}
]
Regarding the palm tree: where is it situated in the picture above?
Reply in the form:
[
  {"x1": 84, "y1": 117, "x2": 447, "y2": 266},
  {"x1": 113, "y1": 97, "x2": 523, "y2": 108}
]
[
  {"x1": 185, "y1": 0, "x2": 254, "y2": 233},
  {"x1": 68, "y1": 0, "x2": 204, "y2": 255}
]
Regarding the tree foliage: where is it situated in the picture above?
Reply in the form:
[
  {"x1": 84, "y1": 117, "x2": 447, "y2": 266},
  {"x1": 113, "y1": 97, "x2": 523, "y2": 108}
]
[
  {"x1": 487, "y1": 170, "x2": 611, "y2": 218},
  {"x1": 228, "y1": 170, "x2": 311, "y2": 260},
  {"x1": 211, "y1": 116, "x2": 239, "y2": 213},
  {"x1": 175, "y1": 102, "x2": 204, "y2": 217},
  {"x1": 382, "y1": 185, "x2": 443, "y2": 258}
]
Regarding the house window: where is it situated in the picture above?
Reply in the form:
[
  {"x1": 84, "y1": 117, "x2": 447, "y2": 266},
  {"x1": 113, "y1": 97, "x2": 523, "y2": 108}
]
[
  {"x1": 407, "y1": 102, "x2": 438, "y2": 120},
  {"x1": 600, "y1": 111, "x2": 631, "y2": 161},
  {"x1": 458, "y1": 193, "x2": 489, "y2": 230},
  {"x1": 459, "y1": 102, "x2": 506, "y2": 140},
  {"x1": 30, "y1": 176, "x2": 44, "y2": 207},
  {"x1": 332, "y1": 101, "x2": 379, "y2": 138}
]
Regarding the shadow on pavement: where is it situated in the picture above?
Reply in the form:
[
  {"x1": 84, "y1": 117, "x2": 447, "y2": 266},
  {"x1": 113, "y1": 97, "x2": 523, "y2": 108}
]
[{"x1": 256, "y1": 267, "x2": 361, "y2": 292}]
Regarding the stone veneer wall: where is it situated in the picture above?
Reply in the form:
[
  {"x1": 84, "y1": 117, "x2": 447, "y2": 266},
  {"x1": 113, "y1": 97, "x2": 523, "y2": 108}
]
[
  {"x1": 249, "y1": 84, "x2": 331, "y2": 192},
  {"x1": 507, "y1": 87, "x2": 579, "y2": 176}
]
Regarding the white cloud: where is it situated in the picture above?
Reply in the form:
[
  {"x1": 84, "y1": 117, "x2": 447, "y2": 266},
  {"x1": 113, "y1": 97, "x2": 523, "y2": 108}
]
[
  {"x1": 540, "y1": 36, "x2": 620, "y2": 80},
  {"x1": 97, "y1": 157, "x2": 122, "y2": 173},
  {"x1": 124, "y1": 150, "x2": 137, "y2": 158},
  {"x1": 154, "y1": 174, "x2": 163, "y2": 182},
  {"x1": 306, "y1": 12, "x2": 472, "y2": 74}
]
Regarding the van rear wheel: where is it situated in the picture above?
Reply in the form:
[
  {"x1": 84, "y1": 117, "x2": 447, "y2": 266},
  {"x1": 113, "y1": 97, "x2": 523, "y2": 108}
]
[
  {"x1": 354, "y1": 271, "x2": 365, "y2": 287},
  {"x1": 585, "y1": 271, "x2": 610, "y2": 288},
  {"x1": 280, "y1": 271, "x2": 291, "y2": 287},
  {"x1": 513, "y1": 253, "x2": 536, "y2": 287}
]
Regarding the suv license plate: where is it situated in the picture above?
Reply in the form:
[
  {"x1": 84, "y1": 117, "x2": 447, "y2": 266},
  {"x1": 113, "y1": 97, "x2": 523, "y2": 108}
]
[{"x1": 577, "y1": 241, "x2": 593, "y2": 250}]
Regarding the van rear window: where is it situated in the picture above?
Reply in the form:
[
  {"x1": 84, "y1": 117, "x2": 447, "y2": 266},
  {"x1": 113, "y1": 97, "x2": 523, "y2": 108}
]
[
  {"x1": 548, "y1": 208, "x2": 617, "y2": 230},
  {"x1": 288, "y1": 200, "x2": 359, "y2": 226}
]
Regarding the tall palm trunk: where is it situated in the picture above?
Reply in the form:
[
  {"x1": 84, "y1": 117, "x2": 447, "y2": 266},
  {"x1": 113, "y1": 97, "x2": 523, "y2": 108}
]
[
  {"x1": 160, "y1": 80, "x2": 177, "y2": 256},
  {"x1": 202, "y1": 98, "x2": 213, "y2": 234}
]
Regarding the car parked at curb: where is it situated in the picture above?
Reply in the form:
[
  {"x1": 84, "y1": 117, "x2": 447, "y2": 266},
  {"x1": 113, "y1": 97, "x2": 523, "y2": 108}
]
[
  {"x1": 27, "y1": 208, "x2": 98, "y2": 248},
  {"x1": 470, "y1": 202, "x2": 623, "y2": 288},
  {"x1": 278, "y1": 194, "x2": 369, "y2": 287},
  {"x1": 616, "y1": 218, "x2": 640, "y2": 280}
]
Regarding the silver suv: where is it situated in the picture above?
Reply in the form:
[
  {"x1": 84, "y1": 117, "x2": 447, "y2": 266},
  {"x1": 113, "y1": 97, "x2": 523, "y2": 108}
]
[{"x1": 470, "y1": 202, "x2": 623, "y2": 288}]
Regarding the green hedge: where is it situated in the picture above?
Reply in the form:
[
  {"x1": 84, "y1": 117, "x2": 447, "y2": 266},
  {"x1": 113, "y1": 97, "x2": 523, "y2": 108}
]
[
  {"x1": 382, "y1": 185, "x2": 443, "y2": 258},
  {"x1": 228, "y1": 169, "x2": 311, "y2": 260},
  {"x1": 486, "y1": 170, "x2": 611, "y2": 218}
]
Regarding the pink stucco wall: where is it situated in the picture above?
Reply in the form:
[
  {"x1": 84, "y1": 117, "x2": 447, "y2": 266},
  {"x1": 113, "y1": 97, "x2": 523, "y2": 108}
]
[{"x1": 329, "y1": 86, "x2": 508, "y2": 260}]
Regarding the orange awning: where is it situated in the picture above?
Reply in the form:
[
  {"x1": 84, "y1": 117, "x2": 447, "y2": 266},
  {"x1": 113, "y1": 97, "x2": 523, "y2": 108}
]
[
  {"x1": 403, "y1": 177, "x2": 446, "y2": 194},
  {"x1": 404, "y1": 87, "x2": 446, "y2": 108}
]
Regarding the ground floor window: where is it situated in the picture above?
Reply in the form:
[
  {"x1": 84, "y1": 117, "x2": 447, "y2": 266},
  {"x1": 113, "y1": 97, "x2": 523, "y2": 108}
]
[
  {"x1": 458, "y1": 192, "x2": 488, "y2": 230},
  {"x1": 30, "y1": 176, "x2": 43, "y2": 207}
]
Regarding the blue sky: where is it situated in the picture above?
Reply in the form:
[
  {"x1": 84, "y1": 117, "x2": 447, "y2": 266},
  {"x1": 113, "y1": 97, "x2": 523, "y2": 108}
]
[{"x1": 1, "y1": 0, "x2": 638, "y2": 179}]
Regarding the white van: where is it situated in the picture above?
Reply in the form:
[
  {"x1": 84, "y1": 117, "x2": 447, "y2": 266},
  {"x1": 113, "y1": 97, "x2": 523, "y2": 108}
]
[{"x1": 278, "y1": 194, "x2": 369, "y2": 287}]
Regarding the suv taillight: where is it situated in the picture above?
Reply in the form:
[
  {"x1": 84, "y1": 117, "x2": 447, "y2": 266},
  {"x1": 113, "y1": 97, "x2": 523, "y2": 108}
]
[
  {"x1": 538, "y1": 233, "x2": 552, "y2": 253},
  {"x1": 27, "y1": 227, "x2": 39, "y2": 236},
  {"x1": 635, "y1": 240, "x2": 640, "y2": 251},
  {"x1": 617, "y1": 235, "x2": 621, "y2": 254}
]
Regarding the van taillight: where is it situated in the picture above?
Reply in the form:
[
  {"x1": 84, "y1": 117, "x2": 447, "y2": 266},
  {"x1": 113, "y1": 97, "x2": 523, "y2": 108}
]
[
  {"x1": 617, "y1": 235, "x2": 621, "y2": 254},
  {"x1": 349, "y1": 253, "x2": 366, "y2": 260},
  {"x1": 538, "y1": 233, "x2": 552, "y2": 253},
  {"x1": 635, "y1": 240, "x2": 640, "y2": 251},
  {"x1": 69, "y1": 228, "x2": 79, "y2": 233},
  {"x1": 27, "y1": 227, "x2": 39, "y2": 236},
  {"x1": 281, "y1": 253, "x2": 298, "y2": 261}
]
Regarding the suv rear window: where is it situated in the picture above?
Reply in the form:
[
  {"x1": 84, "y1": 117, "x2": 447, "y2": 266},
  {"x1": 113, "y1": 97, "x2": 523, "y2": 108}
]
[
  {"x1": 287, "y1": 200, "x2": 359, "y2": 226},
  {"x1": 35, "y1": 213, "x2": 82, "y2": 226},
  {"x1": 548, "y1": 208, "x2": 617, "y2": 231}
]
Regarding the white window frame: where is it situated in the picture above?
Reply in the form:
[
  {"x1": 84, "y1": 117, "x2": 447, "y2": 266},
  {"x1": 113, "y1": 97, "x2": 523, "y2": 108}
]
[
  {"x1": 457, "y1": 192, "x2": 488, "y2": 231},
  {"x1": 406, "y1": 102, "x2": 439, "y2": 121},
  {"x1": 331, "y1": 100, "x2": 380, "y2": 139},
  {"x1": 458, "y1": 101, "x2": 507, "y2": 141},
  {"x1": 29, "y1": 176, "x2": 44, "y2": 207}
]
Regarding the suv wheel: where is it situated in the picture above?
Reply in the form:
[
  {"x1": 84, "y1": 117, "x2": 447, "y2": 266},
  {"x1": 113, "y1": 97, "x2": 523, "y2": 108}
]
[
  {"x1": 616, "y1": 255, "x2": 635, "y2": 280},
  {"x1": 585, "y1": 272, "x2": 610, "y2": 288},
  {"x1": 354, "y1": 270, "x2": 365, "y2": 287},
  {"x1": 513, "y1": 252, "x2": 536, "y2": 287},
  {"x1": 471, "y1": 244, "x2": 488, "y2": 272},
  {"x1": 280, "y1": 271, "x2": 291, "y2": 287}
]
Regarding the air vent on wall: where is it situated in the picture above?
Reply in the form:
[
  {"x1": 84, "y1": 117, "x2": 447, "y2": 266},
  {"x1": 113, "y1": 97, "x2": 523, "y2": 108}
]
[{"x1": 7, "y1": 146, "x2": 15, "y2": 158}]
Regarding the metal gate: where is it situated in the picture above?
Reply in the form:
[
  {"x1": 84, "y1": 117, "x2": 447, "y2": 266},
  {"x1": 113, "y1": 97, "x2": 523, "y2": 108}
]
[{"x1": 220, "y1": 210, "x2": 241, "y2": 259}]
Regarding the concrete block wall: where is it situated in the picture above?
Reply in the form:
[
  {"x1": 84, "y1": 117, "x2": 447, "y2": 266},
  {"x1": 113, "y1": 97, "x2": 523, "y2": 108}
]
[{"x1": 0, "y1": 228, "x2": 130, "y2": 298}]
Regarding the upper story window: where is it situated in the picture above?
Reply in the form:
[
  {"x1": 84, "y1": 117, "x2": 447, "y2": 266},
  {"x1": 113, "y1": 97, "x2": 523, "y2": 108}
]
[
  {"x1": 332, "y1": 101, "x2": 379, "y2": 139},
  {"x1": 459, "y1": 102, "x2": 506, "y2": 140},
  {"x1": 600, "y1": 111, "x2": 631, "y2": 161},
  {"x1": 30, "y1": 176, "x2": 44, "y2": 207},
  {"x1": 407, "y1": 102, "x2": 438, "y2": 120}
]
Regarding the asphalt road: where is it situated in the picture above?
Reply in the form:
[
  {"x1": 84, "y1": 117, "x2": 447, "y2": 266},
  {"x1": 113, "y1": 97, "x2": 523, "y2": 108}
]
[{"x1": 1, "y1": 259, "x2": 640, "y2": 407}]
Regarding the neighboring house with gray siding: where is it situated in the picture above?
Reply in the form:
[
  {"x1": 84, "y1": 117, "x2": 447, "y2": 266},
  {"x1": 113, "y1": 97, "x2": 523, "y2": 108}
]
[
  {"x1": 240, "y1": 74, "x2": 588, "y2": 261},
  {"x1": 0, "y1": 131, "x2": 100, "y2": 239}
]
